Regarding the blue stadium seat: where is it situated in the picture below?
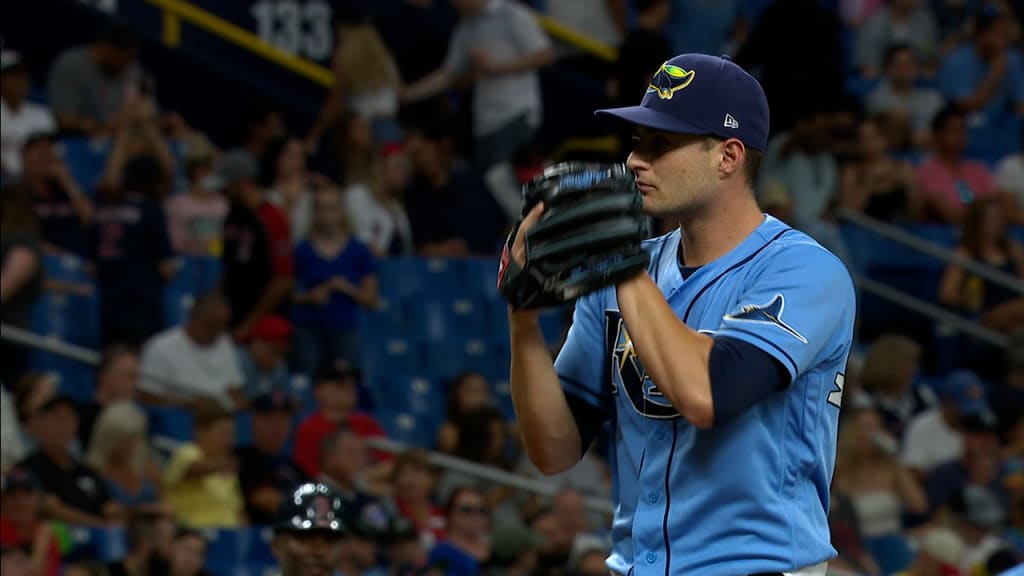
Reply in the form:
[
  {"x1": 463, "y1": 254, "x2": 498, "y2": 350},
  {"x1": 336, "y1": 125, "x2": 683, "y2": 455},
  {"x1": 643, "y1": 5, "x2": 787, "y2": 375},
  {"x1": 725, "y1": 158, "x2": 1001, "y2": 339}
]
[
  {"x1": 145, "y1": 406, "x2": 194, "y2": 442},
  {"x1": 377, "y1": 410, "x2": 442, "y2": 448},
  {"x1": 490, "y1": 376, "x2": 516, "y2": 421},
  {"x1": 242, "y1": 527, "x2": 276, "y2": 567},
  {"x1": 370, "y1": 373, "x2": 446, "y2": 417},
  {"x1": 459, "y1": 258, "x2": 501, "y2": 301},
  {"x1": 407, "y1": 298, "x2": 488, "y2": 341},
  {"x1": 234, "y1": 412, "x2": 252, "y2": 447},
  {"x1": 57, "y1": 137, "x2": 111, "y2": 194},
  {"x1": 539, "y1": 307, "x2": 568, "y2": 346},
  {"x1": 202, "y1": 529, "x2": 245, "y2": 575},
  {"x1": 361, "y1": 338, "x2": 419, "y2": 377},
  {"x1": 488, "y1": 301, "x2": 511, "y2": 347},
  {"x1": 68, "y1": 526, "x2": 126, "y2": 563},
  {"x1": 421, "y1": 339, "x2": 495, "y2": 379},
  {"x1": 377, "y1": 258, "x2": 459, "y2": 303},
  {"x1": 358, "y1": 298, "x2": 406, "y2": 340}
]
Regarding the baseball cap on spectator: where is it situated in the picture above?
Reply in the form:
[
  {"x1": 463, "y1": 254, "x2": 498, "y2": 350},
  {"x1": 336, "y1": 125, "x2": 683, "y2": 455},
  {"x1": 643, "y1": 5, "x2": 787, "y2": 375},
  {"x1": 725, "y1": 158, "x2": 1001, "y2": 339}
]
[
  {"x1": 250, "y1": 390, "x2": 297, "y2": 414},
  {"x1": 244, "y1": 315, "x2": 293, "y2": 344},
  {"x1": 1, "y1": 467, "x2": 39, "y2": 493},
  {"x1": 314, "y1": 360, "x2": 357, "y2": 387},
  {"x1": 0, "y1": 50, "x2": 25, "y2": 73},
  {"x1": 595, "y1": 53, "x2": 770, "y2": 152},
  {"x1": 209, "y1": 149, "x2": 259, "y2": 190},
  {"x1": 940, "y1": 370, "x2": 991, "y2": 417},
  {"x1": 490, "y1": 523, "x2": 544, "y2": 565},
  {"x1": 347, "y1": 500, "x2": 392, "y2": 540}
]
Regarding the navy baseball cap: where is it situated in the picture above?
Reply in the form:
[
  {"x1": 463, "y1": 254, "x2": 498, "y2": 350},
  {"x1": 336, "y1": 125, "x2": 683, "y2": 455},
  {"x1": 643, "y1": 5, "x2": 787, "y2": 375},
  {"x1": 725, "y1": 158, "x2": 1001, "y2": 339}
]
[
  {"x1": 596, "y1": 53, "x2": 770, "y2": 152},
  {"x1": 941, "y1": 370, "x2": 990, "y2": 417}
]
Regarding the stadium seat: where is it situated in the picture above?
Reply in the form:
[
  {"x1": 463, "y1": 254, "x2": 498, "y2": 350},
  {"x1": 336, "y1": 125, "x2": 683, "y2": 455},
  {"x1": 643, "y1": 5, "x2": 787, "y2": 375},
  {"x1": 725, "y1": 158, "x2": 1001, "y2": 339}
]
[
  {"x1": 538, "y1": 307, "x2": 568, "y2": 346},
  {"x1": 370, "y1": 373, "x2": 446, "y2": 417},
  {"x1": 421, "y1": 339, "x2": 495, "y2": 379},
  {"x1": 243, "y1": 527, "x2": 276, "y2": 567},
  {"x1": 358, "y1": 298, "x2": 406, "y2": 340},
  {"x1": 361, "y1": 338, "x2": 419, "y2": 377},
  {"x1": 67, "y1": 526, "x2": 126, "y2": 563},
  {"x1": 57, "y1": 137, "x2": 111, "y2": 194},
  {"x1": 377, "y1": 410, "x2": 441, "y2": 448},
  {"x1": 459, "y1": 258, "x2": 501, "y2": 301},
  {"x1": 407, "y1": 298, "x2": 488, "y2": 341},
  {"x1": 234, "y1": 412, "x2": 252, "y2": 447},
  {"x1": 145, "y1": 406, "x2": 194, "y2": 442},
  {"x1": 377, "y1": 258, "x2": 459, "y2": 303},
  {"x1": 490, "y1": 376, "x2": 516, "y2": 421},
  {"x1": 202, "y1": 529, "x2": 246, "y2": 575}
]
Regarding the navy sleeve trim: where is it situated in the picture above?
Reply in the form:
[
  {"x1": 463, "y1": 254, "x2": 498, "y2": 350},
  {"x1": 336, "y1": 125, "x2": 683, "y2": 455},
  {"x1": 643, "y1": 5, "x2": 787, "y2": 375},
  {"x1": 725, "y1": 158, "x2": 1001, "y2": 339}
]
[
  {"x1": 559, "y1": 374, "x2": 606, "y2": 410},
  {"x1": 721, "y1": 325, "x2": 800, "y2": 377},
  {"x1": 710, "y1": 336, "x2": 791, "y2": 426},
  {"x1": 564, "y1": 391, "x2": 608, "y2": 457}
]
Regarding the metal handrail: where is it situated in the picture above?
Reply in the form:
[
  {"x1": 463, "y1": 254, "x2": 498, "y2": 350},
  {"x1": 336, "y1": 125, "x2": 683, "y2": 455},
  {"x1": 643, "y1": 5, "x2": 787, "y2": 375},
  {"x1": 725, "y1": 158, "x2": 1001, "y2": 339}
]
[{"x1": 837, "y1": 208, "x2": 1024, "y2": 296}]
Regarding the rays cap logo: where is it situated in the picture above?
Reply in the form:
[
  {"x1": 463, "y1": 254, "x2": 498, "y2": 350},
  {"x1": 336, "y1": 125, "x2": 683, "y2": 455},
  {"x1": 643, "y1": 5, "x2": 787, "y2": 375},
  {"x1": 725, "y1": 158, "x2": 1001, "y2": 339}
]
[{"x1": 595, "y1": 53, "x2": 770, "y2": 152}]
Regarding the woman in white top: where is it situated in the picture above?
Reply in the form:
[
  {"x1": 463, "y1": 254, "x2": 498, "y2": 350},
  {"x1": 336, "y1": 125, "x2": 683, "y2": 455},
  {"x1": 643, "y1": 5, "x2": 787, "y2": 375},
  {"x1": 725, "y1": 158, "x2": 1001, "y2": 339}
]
[
  {"x1": 833, "y1": 405, "x2": 928, "y2": 573},
  {"x1": 344, "y1": 143, "x2": 414, "y2": 257},
  {"x1": 306, "y1": 18, "x2": 402, "y2": 148},
  {"x1": 260, "y1": 136, "x2": 334, "y2": 242}
]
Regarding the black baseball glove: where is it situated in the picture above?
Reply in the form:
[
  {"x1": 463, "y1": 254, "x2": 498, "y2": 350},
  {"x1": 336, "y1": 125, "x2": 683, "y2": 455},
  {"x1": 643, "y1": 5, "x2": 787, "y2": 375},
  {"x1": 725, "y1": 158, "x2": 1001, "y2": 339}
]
[{"x1": 497, "y1": 162, "x2": 651, "y2": 310}]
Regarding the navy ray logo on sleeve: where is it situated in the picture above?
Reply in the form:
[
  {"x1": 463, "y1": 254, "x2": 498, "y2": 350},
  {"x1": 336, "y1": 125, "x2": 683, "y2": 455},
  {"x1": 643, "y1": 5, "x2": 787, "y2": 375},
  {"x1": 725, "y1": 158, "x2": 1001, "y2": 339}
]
[{"x1": 723, "y1": 294, "x2": 808, "y2": 344}]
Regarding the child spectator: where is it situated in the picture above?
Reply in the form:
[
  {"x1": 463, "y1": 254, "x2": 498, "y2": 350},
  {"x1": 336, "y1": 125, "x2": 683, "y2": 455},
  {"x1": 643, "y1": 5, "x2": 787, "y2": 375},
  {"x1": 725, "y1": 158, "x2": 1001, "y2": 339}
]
[
  {"x1": 164, "y1": 139, "x2": 228, "y2": 257},
  {"x1": 163, "y1": 401, "x2": 243, "y2": 528},
  {"x1": 293, "y1": 364, "x2": 388, "y2": 478},
  {"x1": 291, "y1": 185, "x2": 378, "y2": 376},
  {"x1": 390, "y1": 449, "x2": 446, "y2": 550},
  {"x1": 234, "y1": 391, "x2": 306, "y2": 525},
  {"x1": 236, "y1": 314, "x2": 292, "y2": 400},
  {"x1": 0, "y1": 468, "x2": 60, "y2": 576}
]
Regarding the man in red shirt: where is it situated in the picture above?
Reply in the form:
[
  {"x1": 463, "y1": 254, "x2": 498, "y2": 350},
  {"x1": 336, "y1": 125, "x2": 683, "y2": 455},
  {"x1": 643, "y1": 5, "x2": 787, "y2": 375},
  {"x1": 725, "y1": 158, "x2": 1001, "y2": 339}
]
[
  {"x1": 218, "y1": 150, "x2": 295, "y2": 339},
  {"x1": 0, "y1": 469, "x2": 61, "y2": 576},
  {"x1": 293, "y1": 363, "x2": 390, "y2": 478}
]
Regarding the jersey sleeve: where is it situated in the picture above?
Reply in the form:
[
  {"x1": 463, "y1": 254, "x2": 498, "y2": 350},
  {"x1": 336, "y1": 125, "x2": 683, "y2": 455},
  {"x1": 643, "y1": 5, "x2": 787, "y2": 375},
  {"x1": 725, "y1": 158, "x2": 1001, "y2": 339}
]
[
  {"x1": 553, "y1": 293, "x2": 611, "y2": 413},
  {"x1": 714, "y1": 244, "x2": 855, "y2": 382}
]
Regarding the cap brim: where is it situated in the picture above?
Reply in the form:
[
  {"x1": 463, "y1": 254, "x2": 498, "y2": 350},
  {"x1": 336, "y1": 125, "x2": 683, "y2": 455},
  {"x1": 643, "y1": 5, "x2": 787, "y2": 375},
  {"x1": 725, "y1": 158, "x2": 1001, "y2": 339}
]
[{"x1": 595, "y1": 105, "x2": 708, "y2": 136}]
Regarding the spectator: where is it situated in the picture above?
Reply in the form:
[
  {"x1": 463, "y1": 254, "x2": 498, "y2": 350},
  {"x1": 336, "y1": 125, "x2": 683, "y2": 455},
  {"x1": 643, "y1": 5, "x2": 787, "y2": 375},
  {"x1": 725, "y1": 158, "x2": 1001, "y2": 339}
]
[
  {"x1": 0, "y1": 50, "x2": 55, "y2": 179},
  {"x1": 162, "y1": 401, "x2": 243, "y2": 528},
  {"x1": 438, "y1": 371, "x2": 494, "y2": 454},
  {"x1": 86, "y1": 400, "x2": 165, "y2": 516},
  {"x1": 317, "y1": 427, "x2": 391, "y2": 519},
  {"x1": 916, "y1": 104, "x2": 999, "y2": 222},
  {"x1": 828, "y1": 492, "x2": 884, "y2": 576},
  {"x1": 401, "y1": 0, "x2": 555, "y2": 172},
  {"x1": 401, "y1": 118, "x2": 509, "y2": 257},
  {"x1": 485, "y1": 523, "x2": 543, "y2": 576},
  {"x1": 566, "y1": 537, "x2": 612, "y2": 576},
  {"x1": 0, "y1": 468, "x2": 60, "y2": 576},
  {"x1": 833, "y1": 406, "x2": 927, "y2": 574},
  {"x1": 97, "y1": 98, "x2": 176, "y2": 191},
  {"x1": 21, "y1": 133, "x2": 93, "y2": 255},
  {"x1": 609, "y1": 0, "x2": 672, "y2": 151},
  {"x1": 11, "y1": 372, "x2": 58, "y2": 455},
  {"x1": 865, "y1": 44, "x2": 946, "y2": 149},
  {"x1": 292, "y1": 364, "x2": 388, "y2": 479},
  {"x1": 308, "y1": 13, "x2": 403, "y2": 149},
  {"x1": 319, "y1": 110, "x2": 376, "y2": 189},
  {"x1": 938, "y1": 197, "x2": 1024, "y2": 334},
  {"x1": 0, "y1": 545, "x2": 32, "y2": 576},
  {"x1": 20, "y1": 394, "x2": 121, "y2": 526},
  {"x1": 93, "y1": 154, "x2": 176, "y2": 347},
  {"x1": 164, "y1": 139, "x2": 228, "y2": 257},
  {"x1": 338, "y1": 506, "x2": 391, "y2": 576},
  {"x1": 527, "y1": 506, "x2": 572, "y2": 574},
  {"x1": 858, "y1": 333, "x2": 937, "y2": 438},
  {"x1": 924, "y1": 414, "x2": 1006, "y2": 518},
  {"x1": 261, "y1": 136, "x2": 327, "y2": 243},
  {"x1": 840, "y1": 116, "x2": 923, "y2": 221},
  {"x1": 46, "y1": 23, "x2": 145, "y2": 136},
  {"x1": 0, "y1": 184, "x2": 43, "y2": 390},
  {"x1": 995, "y1": 124, "x2": 1024, "y2": 224},
  {"x1": 937, "y1": 4, "x2": 1024, "y2": 159},
  {"x1": 839, "y1": 0, "x2": 885, "y2": 29},
  {"x1": 947, "y1": 483, "x2": 1011, "y2": 574},
  {"x1": 234, "y1": 391, "x2": 306, "y2": 526},
  {"x1": 903, "y1": 370, "x2": 992, "y2": 476},
  {"x1": 0, "y1": 386, "x2": 25, "y2": 473},
  {"x1": 855, "y1": 0, "x2": 940, "y2": 77},
  {"x1": 155, "y1": 529, "x2": 212, "y2": 576},
  {"x1": 138, "y1": 290, "x2": 245, "y2": 410},
  {"x1": 895, "y1": 526, "x2": 966, "y2": 576},
  {"x1": 236, "y1": 314, "x2": 292, "y2": 401},
  {"x1": 426, "y1": 487, "x2": 492, "y2": 576},
  {"x1": 344, "y1": 143, "x2": 415, "y2": 257},
  {"x1": 104, "y1": 511, "x2": 168, "y2": 576},
  {"x1": 237, "y1": 101, "x2": 287, "y2": 166},
  {"x1": 77, "y1": 345, "x2": 140, "y2": 449},
  {"x1": 389, "y1": 449, "x2": 446, "y2": 550},
  {"x1": 292, "y1": 185, "x2": 378, "y2": 376},
  {"x1": 381, "y1": 517, "x2": 428, "y2": 576},
  {"x1": 218, "y1": 150, "x2": 295, "y2": 338}
]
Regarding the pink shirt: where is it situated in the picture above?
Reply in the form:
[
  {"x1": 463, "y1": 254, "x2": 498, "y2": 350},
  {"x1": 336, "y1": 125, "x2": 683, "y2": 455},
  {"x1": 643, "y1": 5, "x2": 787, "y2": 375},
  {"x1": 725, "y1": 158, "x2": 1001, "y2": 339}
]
[
  {"x1": 915, "y1": 157, "x2": 996, "y2": 220},
  {"x1": 165, "y1": 193, "x2": 229, "y2": 257}
]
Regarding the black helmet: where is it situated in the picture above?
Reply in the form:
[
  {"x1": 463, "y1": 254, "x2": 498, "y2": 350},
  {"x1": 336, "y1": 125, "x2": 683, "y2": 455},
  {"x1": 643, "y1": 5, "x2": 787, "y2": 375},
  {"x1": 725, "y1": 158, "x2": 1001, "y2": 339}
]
[{"x1": 273, "y1": 482, "x2": 348, "y2": 536}]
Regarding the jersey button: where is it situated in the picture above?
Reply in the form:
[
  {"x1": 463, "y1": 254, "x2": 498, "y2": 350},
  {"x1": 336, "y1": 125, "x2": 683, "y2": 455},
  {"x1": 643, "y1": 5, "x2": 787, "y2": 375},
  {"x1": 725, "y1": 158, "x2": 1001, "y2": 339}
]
[
  {"x1": 655, "y1": 430, "x2": 666, "y2": 440},
  {"x1": 646, "y1": 552, "x2": 657, "y2": 564},
  {"x1": 648, "y1": 491, "x2": 659, "y2": 503}
]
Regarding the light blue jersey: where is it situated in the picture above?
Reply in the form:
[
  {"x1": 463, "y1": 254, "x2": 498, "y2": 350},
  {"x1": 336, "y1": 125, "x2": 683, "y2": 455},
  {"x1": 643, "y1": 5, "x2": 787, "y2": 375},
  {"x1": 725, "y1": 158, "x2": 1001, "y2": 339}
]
[{"x1": 554, "y1": 215, "x2": 856, "y2": 576}]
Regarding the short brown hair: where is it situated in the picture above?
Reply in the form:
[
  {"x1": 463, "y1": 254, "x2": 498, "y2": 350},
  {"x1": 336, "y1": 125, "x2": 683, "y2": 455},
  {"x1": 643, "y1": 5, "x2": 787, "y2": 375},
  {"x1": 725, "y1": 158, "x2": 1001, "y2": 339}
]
[
  {"x1": 391, "y1": 449, "x2": 437, "y2": 483},
  {"x1": 192, "y1": 400, "x2": 233, "y2": 428}
]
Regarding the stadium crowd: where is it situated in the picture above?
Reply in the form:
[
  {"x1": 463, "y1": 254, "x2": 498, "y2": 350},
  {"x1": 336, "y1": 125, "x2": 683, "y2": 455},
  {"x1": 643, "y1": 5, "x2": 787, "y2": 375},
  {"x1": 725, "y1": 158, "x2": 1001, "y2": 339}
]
[{"x1": 1, "y1": 0, "x2": 1024, "y2": 575}]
